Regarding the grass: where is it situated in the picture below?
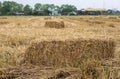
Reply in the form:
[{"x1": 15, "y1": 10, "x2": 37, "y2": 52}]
[{"x1": 0, "y1": 16, "x2": 119, "y2": 78}]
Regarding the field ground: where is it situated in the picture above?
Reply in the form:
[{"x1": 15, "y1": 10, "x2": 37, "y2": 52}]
[{"x1": 0, "y1": 16, "x2": 120, "y2": 79}]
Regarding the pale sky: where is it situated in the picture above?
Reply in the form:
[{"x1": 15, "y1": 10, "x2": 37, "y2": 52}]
[{"x1": 0, "y1": 0, "x2": 120, "y2": 10}]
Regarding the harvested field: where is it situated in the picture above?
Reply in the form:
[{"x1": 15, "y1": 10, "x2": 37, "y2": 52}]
[
  {"x1": 0, "y1": 16, "x2": 119, "y2": 79},
  {"x1": 24, "y1": 38, "x2": 115, "y2": 67}
]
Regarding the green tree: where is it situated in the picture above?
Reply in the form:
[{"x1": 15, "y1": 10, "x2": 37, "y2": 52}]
[
  {"x1": 2, "y1": 1, "x2": 12, "y2": 15},
  {"x1": 11, "y1": 2, "x2": 19, "y2": 12},
  {"x1": 0, "y1": 2, "x2": 1, "y2": 8},
  {"x1": 34, "y1": 3, "x2": 42, "y2": 11},
  {"x1": 24, "y1": 4, "x2": 32, "y2": 14},
  {"x1": 0, "y1": 2, "x2": 2, "y2": 15},
  {"x1": 2, "y1": 1, "x2": 22, "y2": 15},
  {"x1": 41, "y1": 4, "x2": 56, "y2": 15},
  {"x1": 41, "y1": 4, "x2": 50, "y2": 12},
  {"x1": 54, "y1": 5, "x2": 61, "y2": 13},
  {"x1": 13, "y1": 3, "x2": 23, "y2": 12},
  {"x1": 60, "y1": 4, "x2": 77, "y2": 13},
  {"x1": 17, "y1": 4, "x2": 24, "y2": 12},
  {"x1": 0, "y1": 2, "x2": 2, "y2": 10}
]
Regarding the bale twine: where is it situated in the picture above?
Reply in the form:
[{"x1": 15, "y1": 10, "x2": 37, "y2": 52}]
[
  {"x1": 23, "y1": 38, "x2": 115, "y2": 67},
  {"x1": 45, "y1": 21, "x2": 65, "y2": 29}
]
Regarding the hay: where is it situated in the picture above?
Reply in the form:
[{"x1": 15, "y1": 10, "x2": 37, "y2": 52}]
[
  {"x1": 44, "y1": 17, "x2": 52, "y2": 20},
  {"x1": 86, "y1": 20, "x2": 105, "y2": 25},
  {"x1": 108, "y1": 17, "x2": 118, "y2": 19},
  {"x1": 23, "y1": 38, "x2": 115, "y2": 67},
  {"x1": 0, "y1": 68, "x2": 19, "y2": 79},
  {"x1": 108, "y1": 16, "x2": 120, "y2": 22},
  {"x1": 0, "y1": 22, "x2": 9, "y2": 25},
  {"x1": 0, "y1": 17, "x2": 7, "y2": 19},
  {"x1": 108, "y1": 23, "x2": 115, "y2": 28},
  {"x1": 45, "y1": 21, "x2": 65, "y2": 29},
  {"x1": 48, "y1": 70, "x2": 71, "y2": 79}
]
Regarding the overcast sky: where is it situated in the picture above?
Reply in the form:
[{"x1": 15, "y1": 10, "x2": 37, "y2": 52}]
[{"x1": 1, "y1": 0, "x2": 120, "y2": 10}]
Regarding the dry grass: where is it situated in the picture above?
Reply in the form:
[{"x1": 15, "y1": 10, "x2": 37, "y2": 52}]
[
  {"x1": 86, "y1": 20, "x2": 105, "y2": 25},
  {"x1": 44, "y1": 17, "x2": 52, "y2": 20},
  {"x1": 108, "y1": 23, "x2": 116, "y2": 28},
  {"x1": 0, "y1": 16, "x2": 119, "y2": 78},
  {"x1": 0, "y1": 17, "x2": 7, "y2": 19},
  {"x1": 0, "y1": 22, "x2": 9, "y2": 25}
]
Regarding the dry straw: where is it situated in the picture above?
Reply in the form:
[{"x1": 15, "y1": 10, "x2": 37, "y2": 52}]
[
  {"x1": 0, "y1": 22, "x2": 9, "y2": 25},
  {"x1": 44, "y1": 17, "x2": 52, "y2": 20},
  {"x1": 0, "y1": 17, "x2": 7, "y2": 19},
  {"x1": 45, "y1": 21, "x2": 65, "y2": 29},
  {"x1": 23, "y1": 38, "x2": 115, "y2": 67}
]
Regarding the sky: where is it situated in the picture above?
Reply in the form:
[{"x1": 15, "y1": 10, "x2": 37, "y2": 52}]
[{"x1": 1, "y1": 0, "x2": 120, "y2": 10}]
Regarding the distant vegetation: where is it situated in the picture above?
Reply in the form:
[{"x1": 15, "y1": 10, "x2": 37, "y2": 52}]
[{"x1": 0, "y1": 1, "x2": 120, "y2": 16}]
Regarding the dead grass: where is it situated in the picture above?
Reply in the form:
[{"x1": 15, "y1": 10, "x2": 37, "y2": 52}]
[
  {"x1": 107, "y1": 16, "x2": 120, "y2": 22},
  {"x1": 108, "y1": 23, "x2": 116, "y2": 28},
  {"x1": 0, "y1": 22, "x2": 9, "y2": 25},
  {"x1": 86, "y1": 20, "x2": 105, "y2": 25},
  {"x1": 108, "y1": 16, "x2": 118, "y2": 19},
  {"x1": 44, "y1": 17, "x2": 52, "y2": 20},
  {"x1": 0, "y1": 17, "x2": 7, "y2": 19}
]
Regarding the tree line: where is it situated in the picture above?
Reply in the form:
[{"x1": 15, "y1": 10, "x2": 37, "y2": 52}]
[
  {"x1": 0, "y1": 1, "x2": 77, "y2": 15},
  {"x1": 0, "y1": 1, "x2": 120, "y2": 16}
]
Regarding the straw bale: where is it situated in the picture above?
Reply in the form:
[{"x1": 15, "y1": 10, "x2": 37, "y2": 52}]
[
  {"x1": 23, "y1": 38, "x2": 115, "y2": 67},
  {"x1": 45, "y1": 21, "x2": 65, "y2": 28}
]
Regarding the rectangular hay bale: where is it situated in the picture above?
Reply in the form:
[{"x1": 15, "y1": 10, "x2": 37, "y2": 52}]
[
  {"x1": 45, "y1": 21, "x2": 65, "y2": 28},
  {"x1": 23, "y1": 38, "x2": 115, "y2": 67}
]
